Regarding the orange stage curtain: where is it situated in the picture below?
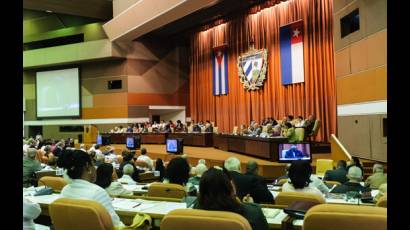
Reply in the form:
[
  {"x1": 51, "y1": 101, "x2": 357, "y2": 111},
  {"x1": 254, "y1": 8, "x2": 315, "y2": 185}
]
[{"x1": 189, "y1": 0, "x2": 336, "y2": 142}]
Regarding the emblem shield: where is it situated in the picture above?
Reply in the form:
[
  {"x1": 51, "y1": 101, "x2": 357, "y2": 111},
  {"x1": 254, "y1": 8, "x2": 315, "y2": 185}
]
[{"x1": 237, "y1": 48, "x2": 268, "y2": 90}]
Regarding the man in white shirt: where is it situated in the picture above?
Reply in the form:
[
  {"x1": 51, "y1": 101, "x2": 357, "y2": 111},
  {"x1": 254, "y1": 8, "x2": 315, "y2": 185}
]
[
  {"x1": 136, "y1": 148, "x2": 153, "y2": 170},
  {"x1": 117, "y1": 164, "x2": 137, "y2": 185}
]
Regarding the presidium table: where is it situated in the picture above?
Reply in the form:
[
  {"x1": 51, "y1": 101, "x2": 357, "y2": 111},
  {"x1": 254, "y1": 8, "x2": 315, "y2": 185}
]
[{"x1": 101, "y1": 132, "x2": 287, "y2": 161}]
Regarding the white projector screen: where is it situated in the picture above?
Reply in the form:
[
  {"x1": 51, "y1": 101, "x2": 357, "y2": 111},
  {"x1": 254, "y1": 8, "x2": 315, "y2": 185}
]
[{"x1": 36, "y1": 68, "x2": 80, "y2": 118}]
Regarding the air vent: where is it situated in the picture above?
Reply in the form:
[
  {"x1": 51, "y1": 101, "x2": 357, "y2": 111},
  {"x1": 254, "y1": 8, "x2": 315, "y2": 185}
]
[
  {"x1": 23, "y1": 34, "x2": 85, "y2": 51},
  {"x1": 108, "y1": 80, "x2": 122, "y2": 90}
]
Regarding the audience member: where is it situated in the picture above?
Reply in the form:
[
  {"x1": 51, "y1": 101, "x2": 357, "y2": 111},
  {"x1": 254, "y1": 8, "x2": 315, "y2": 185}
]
[
  {"x1": 23, "y1": 198, "x2": 42, "y2": 230},
  {"x1": 284, "y1": 122, "x2": 297, "y2": 143},
  {"x1": 119, "y1": 150, "x2": 140, "y2": 182},
  {"x1": 95, "y1": 154, "x2": 105, "y2": 167},
  {"x1": 205, "y1": 120, "x2": 213, "y2": 133},
  {"x1": 23, "y1": 148, "x2": 43, "y2": 187},
  {"x1": 282, "y1": 160, "x2": 322, "y2": 196},
  {"x1": 194, "y1": 167, "x2": 269, "y2": 230},
  {"x1": 346, "y1": 157, "x2": 364, "y2": 175},
  {"x1": 244, "y1": 161, "x2": 274, "y2": 203},
  {"x1": 188, "y1": 163, "x2": 208, "y2": 186},
  {"x1": 117, "y1": 164, "x2": 137, "y2": 185},
  {"x1": 155, "y1": 158, "x2": 165, "y2": 181},
  {"x1": 331, "y1": 166, "x2": 371, "y2": 194},
  {"x1": 374, "y1": 183, "x2": 387, "y2": 202},
  {"x1": 304, "y1": 114, "x2": 316, "y2": 136},
  {"x1": 95, "y1": 163, "x2": 133, "y2": 196},
  {"x1": 79, "y1": 144, "x2": 87, "y2": 152},
  {"x1": 365, "y1": 164, "x2": 387, "y2": 189},
  {"x1": 164, "y1": 157, "x2": 194, "y2": 193},
  {"x1": 224, "y1": 157, "x2": 273, "y2": 203},
  {"x1": 57, "y1": 150, "x2": 124, "y2": 227},
  {"x1": 323, "y1": 160, "x2": 348, "y2": 184},
  {"x1": 136, "y1": 148, "x2": 154, "y2": 169}
]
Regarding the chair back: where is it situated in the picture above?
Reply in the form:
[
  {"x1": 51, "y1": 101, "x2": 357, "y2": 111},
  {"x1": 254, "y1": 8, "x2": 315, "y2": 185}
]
[
  {"x1": 135, "y1": 160, "x2": 149, "y2": 168},
  {"x1": 148, "y1": 127, "x2": 153, "y2": 133},
  {"x1": 275, "y1": 192, "x2": 326, "y2": 206},
  {"x1": 213, "y1": 127, "x2": 219, "y2": 134},
  {"x1": 148, "y1": 182, "x2": 186, "y2": 199},
  {"x1": 303, "y1": 204, "x2": 387, "y2": 230},
  {"x1": 376, "y1": 195, "x2": 387, "y2": 208},
  {"x1": 201, "y1": 126, "x2": 206, "y2": 133},
  {"x1": 232, "y1": 126, "x2": 238, "y2": 135},
  {"x1": 35, "y1": 170, "x2": 58, "y2": 180},
  {"x1": 294, "y1": 127, "x2": 305, "y2": 142},
  {"x1": 38, "y1": 176, "x2": 67, "y2": 192},
  {"x1": 160, "y1": 208, "x2": 252, "y2": 230},
  {"x1": 324, "y1": 180, "x2": 341, "y2": 186},
  {"x1": 315, "y1": 159, "x2": 334, "y2": 176},
  {"x1": 311, "y1": 120, "x2": 321, "y2": 137},
  {"x1": 187, "y1": 126, "x2": 193, "y2": 133},
  {"x1": 49, "y1": 198, "x2": 114, "y2": 230}
]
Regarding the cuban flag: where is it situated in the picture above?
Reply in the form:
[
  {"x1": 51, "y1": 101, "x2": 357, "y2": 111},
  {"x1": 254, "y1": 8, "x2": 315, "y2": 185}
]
[
  {"x1": 280, "y1": 20, "x2": 305, "y2": 85},
  {"x1": 212, "y1": 45, "x2": 228, "y2": 95}
]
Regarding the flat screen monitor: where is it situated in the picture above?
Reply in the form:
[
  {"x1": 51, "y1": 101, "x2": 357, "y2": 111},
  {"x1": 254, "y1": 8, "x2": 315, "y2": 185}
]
[
  {"x1": 96, "y1": 135, "x2": 102, "y2": 145},
  {"x1": 166, "y1": 138, "x2": 183, "y2": 154},
  {"x1": 278, "y1": 143, "x2": 311, "y2": 162},
  {"x1": 126, "y1": 136, "x2": 140, "y2": 150}
]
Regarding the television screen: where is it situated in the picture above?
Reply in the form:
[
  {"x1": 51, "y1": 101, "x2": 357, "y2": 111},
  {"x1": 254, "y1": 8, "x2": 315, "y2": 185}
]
[
  {"x1": 278, "y1": 143, "x2": 311, "y2": 162},
  {"x1": 97, "y1": 135, "x2": 102, "y2": 145},
  {"x1": 166, "y1": 139, "x2": 178, "y2": 153},
  {"x1": 126, "y1": 137, "x2": 135, "y2": 149}
]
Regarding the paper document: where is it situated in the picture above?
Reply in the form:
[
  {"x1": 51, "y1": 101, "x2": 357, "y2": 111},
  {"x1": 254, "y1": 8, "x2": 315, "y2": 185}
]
[{"x1": 262, "y1": 208, "x2": 281, "y2": 218}]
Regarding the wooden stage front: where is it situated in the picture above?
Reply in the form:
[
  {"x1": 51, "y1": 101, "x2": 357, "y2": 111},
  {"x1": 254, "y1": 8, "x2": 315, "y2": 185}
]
[{"x1": 99, "y1": 144, "x2": 331, "y2": 179}]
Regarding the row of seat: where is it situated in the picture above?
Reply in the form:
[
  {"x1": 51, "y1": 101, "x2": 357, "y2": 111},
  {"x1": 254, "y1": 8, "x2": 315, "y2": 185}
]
[{"x1": 49, "y1": 197, "x2": 387, "y2": 230}]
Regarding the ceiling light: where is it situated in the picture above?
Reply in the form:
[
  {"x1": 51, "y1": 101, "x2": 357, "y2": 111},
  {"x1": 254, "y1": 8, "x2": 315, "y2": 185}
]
[{"x1": 45, "y1": 10, "x2": 53, "y2": 13}]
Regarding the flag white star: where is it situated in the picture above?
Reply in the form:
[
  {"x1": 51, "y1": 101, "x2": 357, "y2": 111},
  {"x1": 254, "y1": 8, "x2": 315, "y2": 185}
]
[{"x1": 293, "y1": 28, "x2": 300, "y2": 37}]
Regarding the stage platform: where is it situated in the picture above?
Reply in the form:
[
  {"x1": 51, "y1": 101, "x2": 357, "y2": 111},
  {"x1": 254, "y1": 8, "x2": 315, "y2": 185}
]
[{"x1": 93, "y1": 144, "x2": 331, "y2": 179}]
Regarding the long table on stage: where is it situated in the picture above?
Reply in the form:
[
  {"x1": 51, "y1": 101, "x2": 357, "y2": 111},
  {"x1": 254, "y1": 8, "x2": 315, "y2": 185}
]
[
  {"x1": 102, "y1": 132, "x2": 213, "y2": 147},
  {"x1": 168, "y1": 133, "x2": 213, "y2": 147},
  {"x1": 104, "y1": 133, "x2": 167, "y2": 144},
  {"x1": 213, "y1": 134, "x2": 288, "y2": 161}
]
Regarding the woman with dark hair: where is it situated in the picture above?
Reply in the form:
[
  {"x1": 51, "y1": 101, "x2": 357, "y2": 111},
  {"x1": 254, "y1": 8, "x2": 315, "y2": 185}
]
[
  {"x1": 282, "y1": 160, "x2": 322, "y2": 196},
  {"x1": 164, "y1": 157, "x2": 190, "y2": 185},
  {"x1": 155, "y1": 158, "x2": 165, "y2": 181},
  {"x1": 194, "y1": 167, "x2": 269, "y2": 230},
  {"x1": 284, "y1": 122, "x2": 297, "y2": 143},
  {"x1": 57, "y1": 150, "x2": 124, "y2": 227},
  {"x1": 119, "y1": 150, "x2": 140, "y2": 181},
  {"x1": 95, "y1": 163, "x2": 133, "y2": 197}
]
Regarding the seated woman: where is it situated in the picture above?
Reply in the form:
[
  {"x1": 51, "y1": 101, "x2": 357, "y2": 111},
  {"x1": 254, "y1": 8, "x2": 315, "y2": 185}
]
[
  {"x1": 194, "y1": 167, "x2": 269, "y2": 230},
  {"x1": 283, "y1": 122, "x2": 298, "y2": 143},
  {"x1": 95, "y1": 163, "x2": 133, "y2": 197},
  {"x1": 57, "y1": 150, "x2": 124, "y2": 227},
  {"x1": 155, "y1": 158, "x2": 165, "y2": 181},
  {"x1": 164, "y1": 157, "x2": 195, "y2": 195},
  {"x1": 282, "y1": 160, "x2": 323, "y2": 196}
]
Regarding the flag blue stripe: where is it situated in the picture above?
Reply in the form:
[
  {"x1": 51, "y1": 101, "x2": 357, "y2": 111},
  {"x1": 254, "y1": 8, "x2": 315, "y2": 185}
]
[
  {"x1": 212, "y1": 55, "x2": 216, "y2": 95},
  {"x1": 224, "y1": 50, "x2": 229, "y2": 94},
  {"x1": 218, "y1": 60, "x2": 222, "y2": 95},
  {"x1": 280, "y1": 25, "x2": 293, "y2": 85}
]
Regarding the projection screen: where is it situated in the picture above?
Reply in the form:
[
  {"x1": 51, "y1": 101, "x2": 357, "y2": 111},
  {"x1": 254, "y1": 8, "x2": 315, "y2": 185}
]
[{"x1": 36, "y1": 68, "x2": 80, "y2": 118}]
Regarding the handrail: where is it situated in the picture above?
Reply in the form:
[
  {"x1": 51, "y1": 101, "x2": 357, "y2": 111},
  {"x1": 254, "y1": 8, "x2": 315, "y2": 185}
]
[{"x1": 330, "y1": 134, "x2": 352, "y2": 162}]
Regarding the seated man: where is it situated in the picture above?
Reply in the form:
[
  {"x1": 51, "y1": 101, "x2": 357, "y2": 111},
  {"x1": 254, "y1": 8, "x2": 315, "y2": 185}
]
[
  {"x1": 365, "y1": 164, "x2": 387, "y2": 189},
  {"x1": 224, "y1": 157, "x2": 273, "y2": 203},
  {"x1": 244, "y1": 161, "x2": 274, "y2": 204},
  {"x1": 284, "y1": 145, "x2": 305, "y2": 159},
  {"x1": 23, "y1": 148, "x2": 43, "y2": 187},
  {"x1": 250, "y1": 123, "x2": 262, "y2": 136},
  {"x1": 204, "y1": 120, "x2": 213, "y2": 133},
  {"x1": 331, "y1": 166, "x2": 371, "y2": 194},
  {"x1": 118, "y1": 164, "x2": 137, "y2": 185},
  {"x1": 136, "y1": 148, "x2": 154, "y2": 170},
  {"x1": 188, "y1": 163, "x2": 208, "y2": 186},
  {"x1": 323, "y1": 160, "x2": 348, "y2": 184}
]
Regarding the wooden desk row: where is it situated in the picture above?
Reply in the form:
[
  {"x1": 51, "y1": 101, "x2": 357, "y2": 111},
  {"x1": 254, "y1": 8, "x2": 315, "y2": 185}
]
[{"x1": 103, "y1": 133, "x2": 288, "y2": 161}]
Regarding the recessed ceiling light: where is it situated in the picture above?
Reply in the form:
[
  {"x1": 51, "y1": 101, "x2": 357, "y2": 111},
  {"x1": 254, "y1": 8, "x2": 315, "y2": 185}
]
[{"x1": 45, "y1": 10, "x2": 53, "y2": 13}]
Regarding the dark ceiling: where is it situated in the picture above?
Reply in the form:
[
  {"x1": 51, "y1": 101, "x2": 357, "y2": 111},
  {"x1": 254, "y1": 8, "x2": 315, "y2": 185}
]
[{"x1": 138, "y1": 0, "x2": 272, "y2": 45}]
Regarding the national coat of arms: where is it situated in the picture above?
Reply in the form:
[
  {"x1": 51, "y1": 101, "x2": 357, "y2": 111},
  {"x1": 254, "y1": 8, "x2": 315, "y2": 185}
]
[{"x1": 237, "y1": 47, "x2": 268, "y2": 90}]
